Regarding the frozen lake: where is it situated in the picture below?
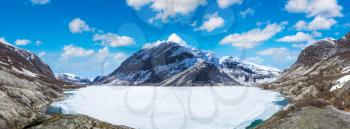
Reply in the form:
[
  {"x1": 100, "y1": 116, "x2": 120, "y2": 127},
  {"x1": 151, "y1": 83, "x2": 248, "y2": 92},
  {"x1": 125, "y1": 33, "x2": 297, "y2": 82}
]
[{"x1": 51, "y1": 86, "x2": 287, "y2": 129}]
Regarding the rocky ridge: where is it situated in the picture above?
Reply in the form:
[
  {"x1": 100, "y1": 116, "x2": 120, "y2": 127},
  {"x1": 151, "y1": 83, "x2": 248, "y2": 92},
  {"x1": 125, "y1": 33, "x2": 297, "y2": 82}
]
[
  {"x1": 55, "y1": 73, "x2": 92, "y2": 85},
  {"x1": 258, "y1": 32, "x2": 350, "y2": 128},
  {"x1": 0, "y1": 41, "x2": 131, "y2": 129},
  {"x1": 94, "y1": 41, "x2": 279, "y2": 86}
]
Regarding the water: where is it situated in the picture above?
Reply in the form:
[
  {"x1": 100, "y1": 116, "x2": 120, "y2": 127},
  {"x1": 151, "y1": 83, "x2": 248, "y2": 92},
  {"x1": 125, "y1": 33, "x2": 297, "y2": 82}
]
[{"x1": 50, "y1": 86, "x2": 287, "y2": 129}]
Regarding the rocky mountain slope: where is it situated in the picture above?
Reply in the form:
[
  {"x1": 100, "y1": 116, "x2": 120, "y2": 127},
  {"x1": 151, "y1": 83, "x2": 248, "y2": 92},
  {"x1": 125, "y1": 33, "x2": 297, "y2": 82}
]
[
  {"x1": 259, "y1": 32, "x2": 350, "y2": 128},
  {"x1": 262, "y1": 32, "x2": 350, "y2": 107},
  {"x1": 55, "y1": 73, "x2": 91, "y2": 85},
  {"x1": 220, "y1": 56, "x2": 280, "y2": 85},
  {"x1": 0, "y1": 41, "x2": 64, "y2": 129},
  {"x1": 0, "y1": 41, "x2": 130, "y2": 129},
  {"x1": 94, "y1": 41, "x2": 279, "y2": 86},
  {"x1": 159, "y1": 61, "x2": 237, "y2": 86}
]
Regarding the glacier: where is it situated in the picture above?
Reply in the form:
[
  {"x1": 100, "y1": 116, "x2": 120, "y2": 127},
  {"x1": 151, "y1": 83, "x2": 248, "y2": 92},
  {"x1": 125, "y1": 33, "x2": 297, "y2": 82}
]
[{"x1": 51, "y1": 86, "x2": 287, "y2": 129}]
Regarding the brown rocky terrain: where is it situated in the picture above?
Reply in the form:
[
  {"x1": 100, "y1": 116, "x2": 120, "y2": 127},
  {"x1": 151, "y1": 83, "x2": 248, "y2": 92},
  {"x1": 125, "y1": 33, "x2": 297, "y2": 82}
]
[
  {"x1": 257, "y1": 106, "x2": 350, "y2": 129},
  {"x1": 25, "y1": 114, "x2": 132, "y2": 129},
  {"x1": 258, "y1": 32, "x2": 350, "y2": 128}
]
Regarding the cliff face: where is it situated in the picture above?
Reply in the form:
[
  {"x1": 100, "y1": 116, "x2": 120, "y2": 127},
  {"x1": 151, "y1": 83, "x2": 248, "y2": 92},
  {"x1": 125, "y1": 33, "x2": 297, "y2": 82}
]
[
  {"x1": 258, "y1": 33, "x2": 350, "y2": 128},
  {"x1": 0, "y1": 41, "x2": 64, "y2": 129},
  {"x1": 262, "y1": 32, "x2": 350, "y2": 109}
]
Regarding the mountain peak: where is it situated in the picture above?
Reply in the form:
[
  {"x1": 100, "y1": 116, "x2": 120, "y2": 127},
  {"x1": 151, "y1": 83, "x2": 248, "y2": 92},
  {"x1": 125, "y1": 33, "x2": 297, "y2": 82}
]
[
  {"x1": 0, "y1": 41, "x2": 55, "y2": 79},
  {"x1": 56, "y1": 73, "x2": 91, "y2": 85},
  {"x1": 94, "y1": 40, "x2": 280, "y2": 86},
  {"x1": 142, "y1": 33, "x2": 188, "y2": 49},
  {"x1": 219, "y1": 56, "x2": 280, "y2": 85}
]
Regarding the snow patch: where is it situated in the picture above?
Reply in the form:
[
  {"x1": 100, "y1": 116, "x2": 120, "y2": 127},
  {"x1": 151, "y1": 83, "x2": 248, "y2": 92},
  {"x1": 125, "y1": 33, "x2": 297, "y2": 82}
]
[
  {"x1": 56, "y1": 73, "x2": 91, "y2": 84},
  {"x1": 330, "y1": 75, "x2": 350, "y2": 92},
  {"x1": 0, "y1": 60, "x2": 7, "y2": 65},
  {"x1": 52, "y1": 86, "x2": 286, "y2": 129},
  {"x1": 219, "y1": 56, "x2": 281, "y2": 85},
  {"x1": 12, "y1": 67, "x2": 38, "y2": 77}
]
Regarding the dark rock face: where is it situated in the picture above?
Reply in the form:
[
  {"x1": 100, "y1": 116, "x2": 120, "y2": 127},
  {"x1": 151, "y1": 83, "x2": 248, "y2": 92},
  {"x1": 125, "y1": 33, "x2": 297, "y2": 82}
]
[
  {"x1": 159, "y1": 61, "x2": 239, "y2": 86},
  {"x1": 0, "y1": 42, "x2": 56, "y2": 79},
  {"x1": 0, "y1": 41, "x2": 63, "y2": 129},
  {"x1": 92, "y1": 75, "x2": 107, "y2": 83}
]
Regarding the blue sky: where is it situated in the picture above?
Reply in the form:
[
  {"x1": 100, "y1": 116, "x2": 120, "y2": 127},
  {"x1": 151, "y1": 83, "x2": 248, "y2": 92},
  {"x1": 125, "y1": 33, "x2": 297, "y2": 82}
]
[{"x1": 0, "y1": 0, "x2": 349, "y2": 78}]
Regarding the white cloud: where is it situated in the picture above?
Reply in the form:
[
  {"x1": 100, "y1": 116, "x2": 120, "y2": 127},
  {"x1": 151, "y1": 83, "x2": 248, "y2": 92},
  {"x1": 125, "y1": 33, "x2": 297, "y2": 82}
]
[
  {"x1": 307, "y1": 16, "x2": 336, "y2": 30},
  {"x1": 345, "y1": 23, "x2": 350, "y2": 28},
  {"x1": 93, "y1": 47, "x2": 127, "y2": 63},
  {"x1": 220, "y1": 23, "x2": 283, "y2": 49},
  {"x1": 15, "y1": 39, "x2": 32, "y2": 46},
  {"x1": 142, "y1": 33, "x2": 188, "y2": 49},
  {"x1": 69, "y1": 18, "x2": 91, "y2": 34},
  {"x1": 291, "y1": 43, "x2": 308, "y2": 49},
  {"x1": 126, "y1": 0, "x2": 207, "y2": 22},
  {"x1": 240, "y1": 8, "x2": 254, "y2": 18},
  {"x1": 114, "y1": 53, "x2": 128, "y2": 61},
  {"x1": 294, "y1": 20, "x2": 307, "y2": 30},
  {"x1": 167, "y1": 33, "x2": 187, "y2": 46},
  {"x1": 35, "y1": 40, "x2": 43, "y2": 46},
  {"x1": 311, "y1": 31, "x2": 322, "y2": 37},
  {"x1": 143, "y1": 40, "x2": 164, "y2": 49},
  {"x1": 285, "y1": 0, "x2": 309, "y2": 13},
  {"x1": 126, "y1": 0, "x2": 152, "y2": 10},
  {"x1": 60, "y1": 44, "x2": 94, "y2": 61},
  {"x1": 58, "y1": 45, "x2": 128, "y2": 76},
  {"x1": 285, "y1": 0, "x2": 343, "y2": 18},
  {"x1": 0, "y1": 37, "x2": 8, "y2": 44},
  {"x1": 245, "y1": 57, "x2": 264, "y2": 64},
  {"x1": 38, "y1": 51, "x2": 46, "y2": 58},
  {"x1": 190, "y1": 21, "x2": 197, "y2": 27},
  {"x1": 30, "y1": 0, "x2": 50, "y2": 5},
  {"x1": 257, "y1": 47, "x2": 297, "y2": 60},
  {"x1": 294, "y1": 16, "x2": 336, "y2": 31},
  {"x1": 93, "y1": 47, "x2": 110, "y2": 63},
  {"x1": 93, "y1": 33, "x2": 135, "y2": 47},
  {"x1": 217, "y1": 0, "x2": 243, "y2": 9},
  {"x1": 197, "y1": 12, "x2": 225, "y2": 32},
  {"x1": 277, "y1": 32, "x2": 314, "y2": 43}
]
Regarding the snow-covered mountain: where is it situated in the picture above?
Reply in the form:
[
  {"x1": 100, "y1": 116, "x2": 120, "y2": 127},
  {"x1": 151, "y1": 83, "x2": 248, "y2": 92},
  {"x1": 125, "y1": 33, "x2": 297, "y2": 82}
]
[
  {"x1": 219, "y1": 56, "x2": 281, "y2": 85},
  {"x1": 56, "y1": 73, "x2": 92, "y2": 85},
  {"x1": 94, "y1": 41, "x2": 280, "y2": 86}
]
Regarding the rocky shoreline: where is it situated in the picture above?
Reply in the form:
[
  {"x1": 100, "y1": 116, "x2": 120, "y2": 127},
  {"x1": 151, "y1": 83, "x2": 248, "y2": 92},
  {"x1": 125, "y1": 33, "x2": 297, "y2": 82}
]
[
  {"x1": 0, "y1": 41, "x2": 133, "y2": 129},
  {"x1": 256, "y1": 33, "x2": 350, "y2": 128},
  {"x1": 25, "y1": 114, "x2": 133, "y2": 129}
]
